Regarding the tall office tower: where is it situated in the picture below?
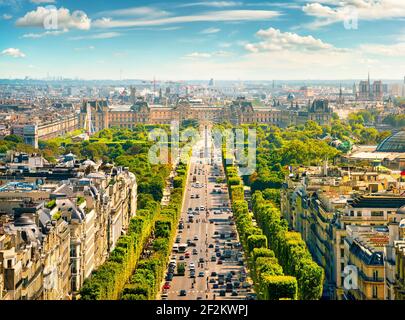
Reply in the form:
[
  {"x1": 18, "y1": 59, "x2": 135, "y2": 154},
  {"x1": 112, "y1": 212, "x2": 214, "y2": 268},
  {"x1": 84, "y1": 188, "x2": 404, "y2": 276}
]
[{"x1": 372, "y1": 81, "x2": 383, "y2": 100}]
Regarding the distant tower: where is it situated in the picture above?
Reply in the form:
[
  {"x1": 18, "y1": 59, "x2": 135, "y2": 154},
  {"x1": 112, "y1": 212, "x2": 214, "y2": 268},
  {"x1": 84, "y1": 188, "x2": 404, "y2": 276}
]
[
  {"x1": 368, "y1": 71, "x2": 371, "y2": 99},
  {"x1": 353, "y1": 82, "x2": 357, "y2": 98},
  {"x1": 130, "y1": 86, "x2": 136, "y2": 104},
  {"x1": 208, "y1": 78, "x2": 215, "y2": 87},
  {"x1": 84, "y1": 102, "x2": 95, "y2": 138},
  {"x1": 338, "y1": 84, "x2": 344, "y2": 105}
]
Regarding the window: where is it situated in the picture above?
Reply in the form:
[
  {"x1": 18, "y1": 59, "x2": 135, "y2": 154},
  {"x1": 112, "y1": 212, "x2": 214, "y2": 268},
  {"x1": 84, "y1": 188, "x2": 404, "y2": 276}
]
[
  {"x1": 371, "y1": 211, "x2": 384, "y2": 217},
  {"x1": 372, "y1": 286, "x2": 378, "y2": 299},
  {"x1": 357, "y1": 211, "x2": 362, "y2": 217},
  {"x1": 373, "y1": 270, "x2": 379, "y2": 281},
  {"x1": 341, "y1": 249, "x2": 344, "y2": 258}
]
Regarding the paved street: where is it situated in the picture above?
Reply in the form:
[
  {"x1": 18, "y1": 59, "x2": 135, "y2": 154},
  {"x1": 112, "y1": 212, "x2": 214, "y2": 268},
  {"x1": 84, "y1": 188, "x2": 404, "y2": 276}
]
[{"x1": 160, "y1": 126, "x2": 253, "y2": 301}]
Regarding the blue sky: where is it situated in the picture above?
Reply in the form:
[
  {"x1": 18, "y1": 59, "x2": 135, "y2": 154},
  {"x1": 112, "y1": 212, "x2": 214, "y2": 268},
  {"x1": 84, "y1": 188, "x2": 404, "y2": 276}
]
[{"x1": 0, "y1": 0, "x2": 404, "y2": 80}]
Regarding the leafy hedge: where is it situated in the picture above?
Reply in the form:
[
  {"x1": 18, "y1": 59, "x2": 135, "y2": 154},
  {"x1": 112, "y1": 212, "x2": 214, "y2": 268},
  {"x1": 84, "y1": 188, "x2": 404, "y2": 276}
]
[
  {"x1": 80, "y1": 208, "x2": 157, "y2": 300},
  {"x1": 259, "y1": 275, "x2": 297, "y2": 300},
  {"x1": 223, "y1": 154, "x2": 297, "y2": 300},
  {"x1": 252, "y1": 191, "x2": 324, "y2": 300}
]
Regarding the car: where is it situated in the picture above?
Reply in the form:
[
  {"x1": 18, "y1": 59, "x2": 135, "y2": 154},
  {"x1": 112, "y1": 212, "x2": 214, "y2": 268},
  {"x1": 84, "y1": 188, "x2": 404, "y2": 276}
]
[
  {"x1": 161, "y1": 293, "x2": 168, "y2": 300},
  {"x1": 185, "y1": 252, "x2": 190, "y2": 258},
  {"x1": 193, "y1": 235, "x2": 199, "y2": 241},
  {"x1": 198, "y1": 271, "x2": 205, "y2": 277},
  {"x1": 195, "y1": 207, "x2": 200, "y2": 211},
  {"x1": 189, "y1": 262, "x2": 195, "y2": 269},
  {"x1": 190, "y1": 242, "x2": 197, "y2": 247},
  {"x1": 200, "y1": 206, "x2": 205, "y2": 211},
  {"x1": 211, "y1": 271, "x2": 217, "y2": 277},
  {"x1": 192, "y1": 249, "x2": 198, "y2": 255},
  {"x1": 188, "y1": 208, "x2": 193, "y2": 212},
  {"x1": 196, "y1": 194, "x2": 200, "y2": 198},
  {"x1": 217, "y1": 260, "x2": 223, "y2": 265},
  {"x1": 171, "y1": 255, "x2": 177, "y2": 260},
  {"x1": 163, "y1": 282, "x2": 171, "y2": 290},
  {"x1": 197, "y1": 296, "x2": 203, "y2": 300},
  {"x1": 211, "y1": 256, "x2": 216, "y2": 262},
  {"x1": 231, "y1": 290, "x2": 238, "y2": 296},
  {"x1": 216, "y1": 252, "x2": 221, "y2": 257},
  {"x1": 199, "y1": 257, "x2": 204, "y2": 263},
  {"x1": 166, "y1": 273, "x2": 173, "y2": 281},
  {"x1": 209, "y1": 278, "x2": 216, "y2": 283},
  {"x1": 208, "y1": 243, "x2": 214, "y2": 248},
  {"x1": 219, "y1": 290, "x2": 226, "y2": 297},
  {"x1": 175, "y1": 237, "x2": 181, "y2": 243},
  {"x1": 245, "y1": 293, "x2": 256, "y2": 300},
  {"x1": 179, "y1": 290, "x2": 187, "y2": 296},
  {"x1": 213, "y1": 283, "x2": 219, "y2": 289},
  {"x1": 179, "y1": 255, "x2": 185, "y2": 260},
  {"x1": 190, "y1": 270, "x2": 195, "y2": 278},
  {"x1": 191, "y1": 195, "x2": 195, "y2": 199}
]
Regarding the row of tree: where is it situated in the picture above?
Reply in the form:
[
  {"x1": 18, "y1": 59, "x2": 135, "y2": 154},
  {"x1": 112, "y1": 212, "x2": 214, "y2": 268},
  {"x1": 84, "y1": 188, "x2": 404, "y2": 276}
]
[
  {"x1": 120, "y1": 162, "x2": 188, "y2": 300},
  {"x1": 252, "y1": 191, "x2": 324, "y2": 299},
  {"x1": 222, "y1": 152, "x2": 299, "y2": 300}
]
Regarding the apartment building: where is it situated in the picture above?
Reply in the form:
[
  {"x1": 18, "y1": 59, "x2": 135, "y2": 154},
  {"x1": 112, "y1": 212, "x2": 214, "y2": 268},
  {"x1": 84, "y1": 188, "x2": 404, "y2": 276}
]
[
  {"x1": 281, "y1": 165, "x2": 405, "y2": 299},
  {"x1": 0, "y1": 154, "x2": 137, "y2": 300}
]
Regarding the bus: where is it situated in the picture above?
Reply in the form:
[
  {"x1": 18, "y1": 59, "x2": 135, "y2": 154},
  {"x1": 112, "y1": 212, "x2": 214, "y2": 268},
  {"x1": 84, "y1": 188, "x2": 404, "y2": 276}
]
[{"x1": 178, "y1": 243, "x2": 187, "y2": 253}]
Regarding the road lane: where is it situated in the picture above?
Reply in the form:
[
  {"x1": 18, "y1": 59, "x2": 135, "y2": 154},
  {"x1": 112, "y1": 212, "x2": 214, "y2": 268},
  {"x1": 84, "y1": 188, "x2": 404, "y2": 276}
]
[{"x1": 162, "y1": 127, "x2": 253, "y2": 300}]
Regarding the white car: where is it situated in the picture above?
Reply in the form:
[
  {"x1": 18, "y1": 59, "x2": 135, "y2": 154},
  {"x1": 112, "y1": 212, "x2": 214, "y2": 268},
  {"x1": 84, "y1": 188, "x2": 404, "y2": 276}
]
[
  {"x1": 200, "y1": 206, "x2": 205, "y2": 211},
  {"x1": 189, "y1": 262, "x2": 195, "y2": 270},
  {"x1": 193, "y1": 235, "x2": 199, "y2": 241}
]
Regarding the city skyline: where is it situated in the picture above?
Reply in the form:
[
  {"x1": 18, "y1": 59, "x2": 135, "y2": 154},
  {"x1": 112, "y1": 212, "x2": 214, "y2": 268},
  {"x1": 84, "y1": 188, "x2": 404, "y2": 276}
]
[{"x1": 0, "y1": 0, "x2": 405, "y2": 80}]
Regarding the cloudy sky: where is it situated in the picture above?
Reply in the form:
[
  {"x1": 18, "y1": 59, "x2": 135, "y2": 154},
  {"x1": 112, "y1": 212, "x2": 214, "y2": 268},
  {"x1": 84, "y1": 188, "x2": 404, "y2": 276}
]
[{"x1": 0, "y1": 0, "x2": 405, "y2": 80}]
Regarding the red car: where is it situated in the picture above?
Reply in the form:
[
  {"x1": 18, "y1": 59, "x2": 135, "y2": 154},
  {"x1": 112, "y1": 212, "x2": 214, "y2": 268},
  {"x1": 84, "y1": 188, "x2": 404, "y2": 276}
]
[
  {"x1": 217, "y1": 260, "x2": 223, "y2": 265},
  {"x1": 185, "y1": 252, "x2": 190, "y2": 258},
  {"x1": 163, "y1": 282, "x2": 171, "y2": 290}
]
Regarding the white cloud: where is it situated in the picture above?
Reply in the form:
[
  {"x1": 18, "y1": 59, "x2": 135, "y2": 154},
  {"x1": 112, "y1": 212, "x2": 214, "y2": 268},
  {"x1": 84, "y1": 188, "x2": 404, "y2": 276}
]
[
  {"x1": 97, "y1": 6, "x2": 169, "y2": 18},
  {"x1": 74, "y1": 46, "x2": 95, "y2": 51},
  {"x1": 2, "y1": 14, "x2": 12, "y2": 20},
  {"x1": 93, "y1": 10, "x2": 281, "y2": 28},
  {"x1": 30, "y1": 0, "x2": 55, "y2": 4},
  {"x1": 245, "y1": 27, "x2": 336, "y2": 53},
  {"x1": 22, "y1": 28, "x2": 68, "y2": 38},
  {"x1": 303, "y1": 0, "x2": 405, "y2": 29},
  {"x1": 178, "y1": 1, "x2": 242, "y2": 8},
  {"x1": 201, "y1": 27, "x2": 221, "y2": 34},
  {"x1": 69, "y1": 32, "x2": 121, "y2": 40},
  {"x1": 1, "y1": 48, "x2": 25, "y2": 58},
  {"x1": 16, "y1": 6, "x2": 91, "y2": 30},
  {"x1": 183, "y1": 50, "x2": 232, "y2": 59},
  {"x1": 359, "y1": 42, "x2": 405, "y2": 57}
]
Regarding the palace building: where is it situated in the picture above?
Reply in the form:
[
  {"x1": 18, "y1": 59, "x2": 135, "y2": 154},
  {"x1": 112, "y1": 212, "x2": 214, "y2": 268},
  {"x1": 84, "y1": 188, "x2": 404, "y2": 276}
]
[{"x1": 78, "y1": 97, "x2": 333, "y2": 131}]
